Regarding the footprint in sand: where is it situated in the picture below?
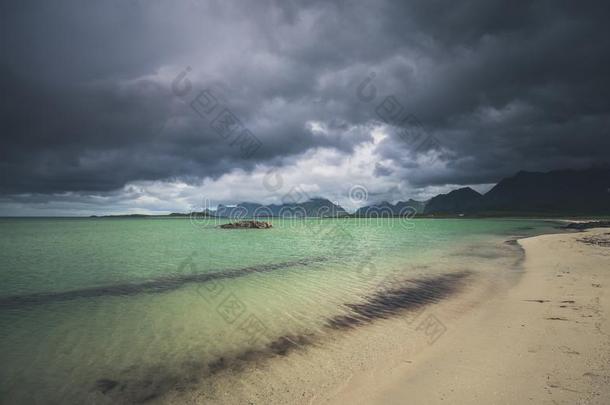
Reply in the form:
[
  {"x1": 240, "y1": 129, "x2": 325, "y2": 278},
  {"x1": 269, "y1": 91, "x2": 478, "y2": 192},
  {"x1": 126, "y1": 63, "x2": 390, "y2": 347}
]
[{"x1": 558, "y1": 345, "x2": 580, "y2": 355}]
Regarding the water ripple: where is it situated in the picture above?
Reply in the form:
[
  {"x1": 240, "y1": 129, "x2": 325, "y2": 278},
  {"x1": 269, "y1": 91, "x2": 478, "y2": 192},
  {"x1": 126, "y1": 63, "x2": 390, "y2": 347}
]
[{"x1": 0, "y1": 257, "x2": 328, "y2": 310}]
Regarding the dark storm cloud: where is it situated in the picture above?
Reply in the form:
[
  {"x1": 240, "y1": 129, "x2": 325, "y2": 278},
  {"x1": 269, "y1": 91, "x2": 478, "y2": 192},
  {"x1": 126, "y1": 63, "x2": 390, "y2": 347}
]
[{"x1": 1, "y1": 0, "x2": 609, "y2": 199}]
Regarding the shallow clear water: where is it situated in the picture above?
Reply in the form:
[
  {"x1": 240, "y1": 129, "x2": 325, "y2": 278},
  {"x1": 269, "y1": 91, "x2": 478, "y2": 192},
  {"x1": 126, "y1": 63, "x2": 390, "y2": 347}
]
[{"x1": 0, "y1": 217, "x2": 560, "y2": 404}]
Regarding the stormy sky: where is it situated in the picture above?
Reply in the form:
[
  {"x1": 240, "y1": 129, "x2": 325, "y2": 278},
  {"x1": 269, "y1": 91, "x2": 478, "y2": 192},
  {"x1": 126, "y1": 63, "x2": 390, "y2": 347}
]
[{"x1": 1, "y1": 0, "x2": 609, "y2": 215}]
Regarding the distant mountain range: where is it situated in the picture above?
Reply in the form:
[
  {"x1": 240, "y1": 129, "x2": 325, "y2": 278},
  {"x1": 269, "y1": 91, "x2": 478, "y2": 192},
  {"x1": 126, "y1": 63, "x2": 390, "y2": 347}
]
[
  {"x1": 354, "y1": 199, "x2": 426, "y2": 216},
  {"x1": 424, "y1": 167, "x2": 610, "y2": 216},
  {"x1": 481, "y1": 168, "x2": 610, "y2": 214},
  {"x1": 424, "y1": 187, "x2": 483, "y2": 215},
  {"x1": 215, "y1": 198, "x2": 348, "y2": 218},
  {"x1": 93, "y1": 167, "x2": 610, "y2": 218}
]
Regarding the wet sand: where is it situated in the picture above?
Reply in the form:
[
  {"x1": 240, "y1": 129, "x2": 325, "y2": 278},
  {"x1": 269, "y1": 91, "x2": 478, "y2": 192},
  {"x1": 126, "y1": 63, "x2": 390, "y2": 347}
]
[
  {"x1": 162, "y1": 237, "x2": 520, "y2": 404},
  {"x1": 132, "y1": 271, "x2": 480, "y2": 404},
  {"x1": 328, "y1": 228, "x2": 610, "y2": 404}
]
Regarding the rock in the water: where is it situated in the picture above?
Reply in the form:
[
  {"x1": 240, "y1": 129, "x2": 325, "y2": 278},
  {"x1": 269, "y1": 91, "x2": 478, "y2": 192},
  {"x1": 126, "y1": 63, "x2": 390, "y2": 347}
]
[
  {"x1": 564, "y1": 221, "x2": 610, "y2": 230},
  {"x1": 219, "y1": 220, "x2": 272, "y2": 229}
]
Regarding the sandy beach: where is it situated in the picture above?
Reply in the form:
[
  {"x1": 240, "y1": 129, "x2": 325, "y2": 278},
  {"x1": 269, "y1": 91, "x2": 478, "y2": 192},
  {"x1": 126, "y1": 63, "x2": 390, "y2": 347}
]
[{"x1": 327, "y1": 227, "x2": 610, "y2": 404}]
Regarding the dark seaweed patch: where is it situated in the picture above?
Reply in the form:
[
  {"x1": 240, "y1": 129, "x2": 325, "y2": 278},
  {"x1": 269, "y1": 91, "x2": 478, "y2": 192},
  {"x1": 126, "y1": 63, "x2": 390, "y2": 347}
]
[
  {"x1": 93, "y1": 271, "x2": 470, "y2": 402},
  {"x1": 268, "y1": 334, "x2": 311, "y2": 356},
  {"x1": 328, "y1": 271, "x2": 471, "y2": 329},
  {"x1": 207, "y1": 356, "x2": 227, "y2": 374},
  {"x1": 94, "y1": 333, "x2": 316, "y2": 402},
  {"x1": 95, "y1": 378, "x2": 119, "y2": 394},
  {"x1": 0, "y1": 257, "x2": 327, "y2": 310}
]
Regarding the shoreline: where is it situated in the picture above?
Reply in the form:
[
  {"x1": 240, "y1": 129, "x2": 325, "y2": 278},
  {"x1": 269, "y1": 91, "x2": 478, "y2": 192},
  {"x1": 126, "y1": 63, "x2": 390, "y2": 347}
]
[
  {"x1": 325, "y1": 227, "x2": 610, "y2": 404},
  {"x1": 166, "y1": 225, "x2": 535, "y2": 404},
  {"x1": 4, "y1": 222, "x2": 605, "y2": 404},
  {"x1": 87, "y1": 224, "x2": 609, "y2": 404}
]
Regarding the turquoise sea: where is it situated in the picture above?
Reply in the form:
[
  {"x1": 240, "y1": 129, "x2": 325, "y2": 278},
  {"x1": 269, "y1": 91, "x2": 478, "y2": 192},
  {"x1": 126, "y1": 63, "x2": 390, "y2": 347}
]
[{"x1": 0, "y1": 217, "x2": 561, "y2": 404}]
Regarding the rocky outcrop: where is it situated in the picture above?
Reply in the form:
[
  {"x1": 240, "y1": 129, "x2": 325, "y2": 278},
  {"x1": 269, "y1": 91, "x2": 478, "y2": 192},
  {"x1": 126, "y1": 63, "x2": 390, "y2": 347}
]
[
  {"x1": 219, "y1": 220, "x2": 273, "y2": 229},
  {"x1": 564, "y1": 221, "x2": 610, "y2": 230}
]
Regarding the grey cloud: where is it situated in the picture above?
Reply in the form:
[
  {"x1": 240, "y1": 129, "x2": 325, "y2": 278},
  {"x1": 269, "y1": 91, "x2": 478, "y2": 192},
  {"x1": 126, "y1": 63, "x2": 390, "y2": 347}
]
[{"x1": 1, "y1": 0, "x2": 609, "y2": 212}]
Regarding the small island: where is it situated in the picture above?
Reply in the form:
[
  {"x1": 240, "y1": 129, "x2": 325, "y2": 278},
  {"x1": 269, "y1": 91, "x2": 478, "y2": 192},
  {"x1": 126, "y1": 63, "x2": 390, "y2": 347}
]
[{"x1": 219, "y1": 220, "x2": 272, "y2": 229}]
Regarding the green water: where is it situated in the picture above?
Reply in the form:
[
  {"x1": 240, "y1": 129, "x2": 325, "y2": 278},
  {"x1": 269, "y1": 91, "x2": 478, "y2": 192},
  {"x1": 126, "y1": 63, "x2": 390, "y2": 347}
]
[{"x1": 0, "y1": 217, "x2": 560, "y2": 404}]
